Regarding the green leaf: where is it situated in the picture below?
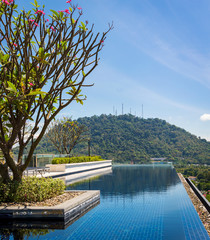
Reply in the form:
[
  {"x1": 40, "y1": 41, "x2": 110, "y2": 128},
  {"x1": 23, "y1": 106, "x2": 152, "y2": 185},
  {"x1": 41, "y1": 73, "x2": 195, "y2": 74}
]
[
  {"x1": 30, "y1": 0, "x2": 40, "y2": 8},
  {"x1": 38, "y1": 47, "x2": 44, "y2": 58},
  {"x1": 4, "y1": 134, "x2": 9, "y2": 142},
  {"x1": 41, "y1": 60, "x2": 50, "y2": 65},
  {"x1": 31, "y1": 41, "x2": 36, "y2": 45},
  {"x1": 7, "y1": 82, "x2": 17, "y2": 93},
  {"x1": 44, "y1": 53, "x2": 51, "y2": 59},
  {"x1": 50, "y1": 9, "x2": 59, "y2": 18},
  {"x1": 81, "y1": 22, "x2": 86, "y2": 29},
  {"x1": 27, "y1": 89, "x2": 47, "y2": 96},
  {"x1": 82, "y1": 71, "x2": 86, "y2": 76},
  {"x1": 59, "y1": 11, "x2": 64, "y2": 18},
  {"x1": 2, "y1": 54, "x2": 9, "y2": 62},
  {"x1": 80, "y1": 22, "x2": 86, "y2": 31},
  {"x1": 30, "y1": 2, "x2": 37, "y2": 7},
  {"x1": 32, "y1": 56, "x2": 40, "y2": 61},
  {"x1": 76, "y1": 99, "x2": 84, "y2": 105}
]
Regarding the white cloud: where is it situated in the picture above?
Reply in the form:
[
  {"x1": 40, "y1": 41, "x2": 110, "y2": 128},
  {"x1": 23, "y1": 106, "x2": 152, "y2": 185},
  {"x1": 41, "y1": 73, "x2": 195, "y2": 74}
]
[{"x1": 200, "y1": 113, "x2": 210, "y2": 121}]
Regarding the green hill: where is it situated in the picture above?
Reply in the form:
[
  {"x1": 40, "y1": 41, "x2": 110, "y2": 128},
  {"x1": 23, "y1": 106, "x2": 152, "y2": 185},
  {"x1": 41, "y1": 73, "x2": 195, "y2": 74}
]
[{"x1": 34, "y1": 114, "x2": 210, "y2": 164}]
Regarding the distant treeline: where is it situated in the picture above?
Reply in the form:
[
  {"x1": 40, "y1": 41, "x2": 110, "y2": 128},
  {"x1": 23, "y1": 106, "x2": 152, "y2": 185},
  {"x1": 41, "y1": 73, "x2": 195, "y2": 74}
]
[
  {"x1": 175, "y1": 165, "x2": 210, "y2": 192},
  {"x1": 32, "y1": 114, "x2": 210, "y2": 164}
]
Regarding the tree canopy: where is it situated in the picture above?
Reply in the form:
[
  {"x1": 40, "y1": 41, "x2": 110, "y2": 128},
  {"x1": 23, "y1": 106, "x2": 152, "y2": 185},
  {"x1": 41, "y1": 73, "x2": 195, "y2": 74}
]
[{"x1": 0, "y1": 0, "x2": 111, "y2": 182}]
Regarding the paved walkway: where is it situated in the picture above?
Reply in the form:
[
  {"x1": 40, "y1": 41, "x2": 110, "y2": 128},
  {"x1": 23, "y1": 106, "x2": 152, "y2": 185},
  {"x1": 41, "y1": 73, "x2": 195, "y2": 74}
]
[{"x1": 23, "y1": 166, "x2": 112, "y2": 184}]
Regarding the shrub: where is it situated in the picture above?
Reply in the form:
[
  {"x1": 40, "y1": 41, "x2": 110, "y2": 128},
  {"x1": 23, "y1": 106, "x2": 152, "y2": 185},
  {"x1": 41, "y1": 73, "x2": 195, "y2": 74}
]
[
  {"x1": 0, "y1": 177, "x2": 65, "y2": 203},
  {"x1": 206, "y1": 194, "x2": 210, "y2": 202},
  {"x1": 52, "y1": 155, "x2": 103, "y2": 164}
]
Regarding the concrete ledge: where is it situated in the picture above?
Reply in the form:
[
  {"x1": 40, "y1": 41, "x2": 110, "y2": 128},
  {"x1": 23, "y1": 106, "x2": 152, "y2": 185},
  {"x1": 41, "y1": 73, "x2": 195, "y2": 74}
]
[
  {"x1": 63, "y1": 167, "x2": 112, "y2": 185},
  {"x1": 0, "y1": 190, "x2": 100, "y2": 226},
  {"x1": 186, "y1": 178, "x2": 210, "y2": 213},
  {"x1": 46, "y1": 160, "x2": 112, "y2": 173},
  {"x1": 46, "y1": 164, "x2": 66, "y2": 172}
]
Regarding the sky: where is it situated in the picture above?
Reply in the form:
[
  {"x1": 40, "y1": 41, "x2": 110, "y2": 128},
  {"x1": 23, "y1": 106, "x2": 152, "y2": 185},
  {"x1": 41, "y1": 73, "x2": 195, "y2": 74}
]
[{"x1": 18, "y1": 0, "x2": 210, "y2": 141}]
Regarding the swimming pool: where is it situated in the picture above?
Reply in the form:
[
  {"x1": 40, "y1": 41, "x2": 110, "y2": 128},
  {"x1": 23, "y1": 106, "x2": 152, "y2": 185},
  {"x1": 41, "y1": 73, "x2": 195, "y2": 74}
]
[{"x1": 0, "y1": 165, "x2": 209, "y2": 239}]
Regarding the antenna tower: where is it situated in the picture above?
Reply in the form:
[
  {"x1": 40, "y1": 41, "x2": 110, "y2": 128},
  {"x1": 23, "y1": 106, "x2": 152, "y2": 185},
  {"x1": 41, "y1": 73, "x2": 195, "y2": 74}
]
[{"x1": 142, "y1": 104, "x2": 144, "y2": 118}]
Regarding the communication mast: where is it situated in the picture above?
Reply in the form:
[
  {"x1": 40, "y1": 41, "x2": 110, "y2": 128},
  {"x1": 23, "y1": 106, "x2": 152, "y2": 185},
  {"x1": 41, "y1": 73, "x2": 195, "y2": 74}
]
[{"x1": 142, "y1": 104, "x2": 144, "y2": 119}]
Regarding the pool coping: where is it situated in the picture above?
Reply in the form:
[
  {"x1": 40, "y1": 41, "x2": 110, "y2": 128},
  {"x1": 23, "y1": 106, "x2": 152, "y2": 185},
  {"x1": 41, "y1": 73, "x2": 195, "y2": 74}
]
[
  {"x1": 178, "y1": 173, "x2": 210, "y2": 236},
  {"x1": 0, "y1": 190, "x2": 100, "y2": 225},
  {"x1": 185, "y1": 177, "x2": 210, "y2": 213}
]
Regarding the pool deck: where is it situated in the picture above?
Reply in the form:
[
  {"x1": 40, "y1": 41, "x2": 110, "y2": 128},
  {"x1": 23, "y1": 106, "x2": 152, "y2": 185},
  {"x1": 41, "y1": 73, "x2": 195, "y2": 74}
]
[
  {"x1": 23, "y1": 160, "x2": 112, "y2": 184},
  {"x1": 24, "y1": 166, "x2": 112, "y2": 185}
]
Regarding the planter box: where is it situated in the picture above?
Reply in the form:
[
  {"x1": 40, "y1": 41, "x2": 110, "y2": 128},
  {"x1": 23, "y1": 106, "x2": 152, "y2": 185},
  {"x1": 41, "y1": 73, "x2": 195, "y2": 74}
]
[
  {"x1": 46, "y1": 164, "x2": 66, "y2": 172},
  {"x1": 0, "y1": 190, "x2": 100, "y2": 229}
]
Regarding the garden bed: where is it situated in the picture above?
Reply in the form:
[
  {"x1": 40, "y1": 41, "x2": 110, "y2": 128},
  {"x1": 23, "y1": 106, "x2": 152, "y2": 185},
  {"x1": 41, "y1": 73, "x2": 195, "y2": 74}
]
[{"x1": 0, "y1": 190, "x2": 100, "y2": 225}]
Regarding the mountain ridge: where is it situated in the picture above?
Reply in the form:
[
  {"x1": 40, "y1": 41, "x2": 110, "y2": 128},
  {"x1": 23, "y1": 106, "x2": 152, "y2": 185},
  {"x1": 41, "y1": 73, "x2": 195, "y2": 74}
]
[{"x1": 35, "y1": 114, "x2": 210, "y2": 164}]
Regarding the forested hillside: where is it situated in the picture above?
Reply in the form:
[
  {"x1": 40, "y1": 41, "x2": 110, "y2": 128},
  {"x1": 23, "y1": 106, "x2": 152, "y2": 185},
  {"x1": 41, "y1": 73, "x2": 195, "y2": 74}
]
[{"x1": 34, "y1": 114, "x2": 210, "y2": 164}]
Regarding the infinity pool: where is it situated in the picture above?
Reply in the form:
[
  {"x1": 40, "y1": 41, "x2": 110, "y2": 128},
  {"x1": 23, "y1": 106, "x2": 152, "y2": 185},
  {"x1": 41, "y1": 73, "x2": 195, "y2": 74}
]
[{"x1": 0, "y1": 165, "x2": 209, "y2": 239}]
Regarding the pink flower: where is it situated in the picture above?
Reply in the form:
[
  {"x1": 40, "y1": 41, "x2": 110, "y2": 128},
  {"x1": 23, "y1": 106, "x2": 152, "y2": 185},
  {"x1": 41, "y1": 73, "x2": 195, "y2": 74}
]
[
  {"x1": 35, "y1": 10, "x2": 45, "y2": 15},
  {"x1": 66, "y1": 0, "x2": 71, "y2": 3},
  {"x1": 77, "y1": 7, "x2": 82, "y2": 10},
  {"x1": 2, "y1": 0, "x2": 10, "y2": 5},
  {"x1": 46, "y1": 19, "x2": 49, "y2": 22},
  {"x1": 29, "y1": 82, "x2": 34, "y2": 86},
  {"x1": 13, "y1": 43, "x2": 17, "y2": 47},
  {"x1": 28, "y1": 19, "x2": 35, "y2": 23},
  {"x1": 64, "y1": 9, "x2": 70, "y2": 14},
  {"x1": 58, "y1": 9, "x2": 70, "y2": 14},
  {"x1": 100, "y1": 40, "x2": 104, "y2": 43},
  {"x1": 50, "y1": 26, "x2": 56, "y2": 32},
  {"x1": 34, "y1": 23, "x2": 39, "y2": 27}
]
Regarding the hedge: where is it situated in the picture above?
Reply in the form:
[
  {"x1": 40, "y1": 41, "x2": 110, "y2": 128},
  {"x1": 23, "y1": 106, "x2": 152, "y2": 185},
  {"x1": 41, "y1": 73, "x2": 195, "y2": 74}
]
[
  {"x1": 0, "y1": 177, "x2": 65, "y2": 203},
  {"x1": 52, "y1": 155, "x2": 103, "y2": 164}
]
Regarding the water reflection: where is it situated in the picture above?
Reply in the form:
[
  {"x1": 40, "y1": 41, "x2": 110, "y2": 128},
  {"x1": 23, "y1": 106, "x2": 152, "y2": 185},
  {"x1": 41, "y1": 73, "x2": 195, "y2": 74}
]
[
  {"x1": 0, "y1": 228, "x2": 51, "y2": 240},
  {"x1": 67, "y1": 165, "x2": 180, "y2": 197}
]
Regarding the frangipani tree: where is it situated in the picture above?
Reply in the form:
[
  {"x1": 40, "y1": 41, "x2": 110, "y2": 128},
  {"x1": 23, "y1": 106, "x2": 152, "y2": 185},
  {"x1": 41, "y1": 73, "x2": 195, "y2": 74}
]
[{"x1": 0, "y1": 0, "x2": 112, "y2": 183}]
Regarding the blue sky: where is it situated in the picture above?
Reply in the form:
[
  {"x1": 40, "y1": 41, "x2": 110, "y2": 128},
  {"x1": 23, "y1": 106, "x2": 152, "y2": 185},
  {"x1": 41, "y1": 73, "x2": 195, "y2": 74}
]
[{"x1": 18, "y1": 0, "x2": 210, "y2": 140}]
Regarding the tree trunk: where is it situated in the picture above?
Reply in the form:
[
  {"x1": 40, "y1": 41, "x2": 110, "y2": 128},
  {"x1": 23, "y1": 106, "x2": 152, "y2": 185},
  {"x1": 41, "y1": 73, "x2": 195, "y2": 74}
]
[
  {"x1": 12, "y1": 167, "x2": 23, "y2": 183},
  {"x1": 0, "y1": 164, "x2": 11, "y2": 184}
]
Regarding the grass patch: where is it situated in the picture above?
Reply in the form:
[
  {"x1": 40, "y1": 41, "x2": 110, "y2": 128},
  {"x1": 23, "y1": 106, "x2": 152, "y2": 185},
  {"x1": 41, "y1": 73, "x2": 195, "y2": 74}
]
[
  {"x1": 52, "y1": 155, "x2": 104, "y2": 164},
  {"x1": 0, "y1": 177, "x2": 65, "y2": 203}
]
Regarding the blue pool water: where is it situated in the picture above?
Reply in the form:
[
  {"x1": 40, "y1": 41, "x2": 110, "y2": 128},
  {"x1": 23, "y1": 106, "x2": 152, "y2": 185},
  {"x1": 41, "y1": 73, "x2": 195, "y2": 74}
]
[{"x1": 1, "y1": 165, "x2": 209, "y2": 239}]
